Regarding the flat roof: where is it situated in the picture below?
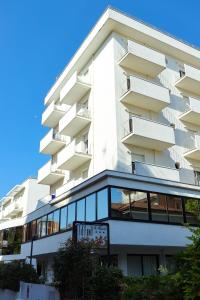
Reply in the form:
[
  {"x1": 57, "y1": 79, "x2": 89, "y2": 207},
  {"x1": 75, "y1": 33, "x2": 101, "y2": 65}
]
[{"x1": 44, "y1": 7, "x2": 200, "y2": 106}]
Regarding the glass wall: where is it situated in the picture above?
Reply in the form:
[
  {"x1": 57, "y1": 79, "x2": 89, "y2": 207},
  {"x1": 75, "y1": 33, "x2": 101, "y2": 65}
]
[
  {"x1": 21, "y1": 186, "x2": 200, "y2": 243},
  {"x1": 0, "y1": 226, "x2": 23, "y2": 255},
  {"x1": 127, "y1": 255, "x2": 158, "y2": 276}
]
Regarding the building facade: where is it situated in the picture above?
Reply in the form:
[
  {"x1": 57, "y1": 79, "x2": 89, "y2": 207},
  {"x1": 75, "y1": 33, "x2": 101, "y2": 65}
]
[{"x1": 1, "y1": 7, "x2": 200, "y2": 279}]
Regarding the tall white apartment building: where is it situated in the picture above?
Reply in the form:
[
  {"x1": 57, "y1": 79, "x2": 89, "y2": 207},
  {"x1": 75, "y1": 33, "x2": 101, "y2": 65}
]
[{"x1": 1, "y1": 8, "x2": 200, "y2": 278}]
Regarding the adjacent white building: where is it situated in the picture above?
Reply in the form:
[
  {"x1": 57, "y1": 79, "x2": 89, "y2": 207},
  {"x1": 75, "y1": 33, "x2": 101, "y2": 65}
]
[{"x1": 1, "y1": 7, "x2": 200, "y2": 279}]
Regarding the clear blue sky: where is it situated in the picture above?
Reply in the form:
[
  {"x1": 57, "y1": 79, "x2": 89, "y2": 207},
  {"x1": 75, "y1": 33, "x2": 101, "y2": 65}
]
[{"x1": 0, "y1": 0, "x2": 200, "y2": 197}]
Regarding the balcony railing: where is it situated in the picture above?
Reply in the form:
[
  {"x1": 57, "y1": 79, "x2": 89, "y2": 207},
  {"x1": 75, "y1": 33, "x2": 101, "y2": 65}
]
[
  {"x1": 119, "y1": 40, "x2": 166, "y2": 77},
  {"x1": 57, "y1": 139, "x2": 91, "y2": 171},
  {"x1": 132, "y1": 161, "x2": 180, "y2": 182},
  {"x1": 184, "y1": 134, "x2": 200, "y2": 161},
  {"x1": 42, "y1": 101, "x2": 67, "y2": 127},
  {"x1": 122, "y1": 115, "x2": 175, "y2": 151},
  {"x1": 37, "y1": 160, "x2": 65, "y2": 185},
  {"x1": 175, "y1": 65, "x2": 200, "y2": 96},
  {"x1": 60, "y1": 71, "x2": 91, "y2": 105},
  {"x1": 120, "y1": 75, "x2": 170, "y2": 112},
  {"x1": 179, "y1": 96, "x2": 200, "y2": 126},
  {"x1": 40, "y1": 129, "x2": 67, "y2": 155},
  {"x1": 59, "y1": 103, "x2": 91, "y2": 137}
]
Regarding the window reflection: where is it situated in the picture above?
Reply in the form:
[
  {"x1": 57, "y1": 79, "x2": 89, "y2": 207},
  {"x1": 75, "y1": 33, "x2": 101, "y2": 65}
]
[
  {"x1": 60, "y1": 206, "x2": 67, "y2": 231},
  {"x1": 77, "y1": 199, "x2": 85, "y2": 221},
  {"x1": 185, "y1": 198, "x2": 200, "y2": 225},
  {"x1": 130, "y1": 191, "x2": 148, "y2": 220},
  {"x1": 86, "y1": 194, "x2": 96, "y2": 221},
  {"x1": 97, "y1": 189, "x2": 108, "y2": 219},
  {"x1": 67, "y1": 203, "x2": 76, "y2": 228},
  {"x1": 111, "y1": 188, "x2": 130, "y2": 219}
]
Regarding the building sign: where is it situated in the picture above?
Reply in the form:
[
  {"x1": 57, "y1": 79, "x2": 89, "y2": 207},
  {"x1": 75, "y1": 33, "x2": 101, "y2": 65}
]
[{"x1": 73, "y1": 222, "x2": 109, "y2": 249}]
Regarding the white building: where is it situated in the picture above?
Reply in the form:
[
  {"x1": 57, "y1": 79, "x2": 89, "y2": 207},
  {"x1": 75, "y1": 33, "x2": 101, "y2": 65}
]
[{"x1": 1, "y1": 7, "x2": 200, "y2": 278}]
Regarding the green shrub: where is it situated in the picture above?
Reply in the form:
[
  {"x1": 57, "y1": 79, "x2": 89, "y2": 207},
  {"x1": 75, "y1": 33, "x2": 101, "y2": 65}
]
[{"x1": 0, "y1": 261, "x2": 39, "y2": 291}]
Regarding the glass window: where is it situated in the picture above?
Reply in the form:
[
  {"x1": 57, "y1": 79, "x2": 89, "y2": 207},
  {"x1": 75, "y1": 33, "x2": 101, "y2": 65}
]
[
  {"x1": 111, "y1": 188, "x2": 130, "y2": 219},
  {"x1": 67, "y1": 203, "x2": 76, "y2": 228},
  {"x1": 143, "y1": 256, "x2": 158, "y2": 276},
  {"x1": 77, "y1": 199, "x2": 85, "y2": 221},
  {"x1": 150, "y1": 193, "x2": 168, "y2": 222},
  {"x1": 184, "y1": 198, "x2": 200, "y2": 225},
  {"x1": 53, "y1": 210, "x2": 60, "y2": 233},
  {"x1": 41, "y1": 216, "x2": 47, "y2": 237},
  {"x1": 127, "y1": 256, "x2": 142, "y2": 276},
  {"x1": 31, "y1": 220, "x2": 37, "y2": 239},
  {"x1": 167, "y1": 195, "x2": 183, "y2": 223},
  {"x1": 97, "y1": 189, "x2": 108, "y2": 220},
  {"x1": 60, "y1": 206, "x2": 67, "y2": 231},
  {"x1": 37, "y1": 218, "x2": 42, "y2": 238},
  {"x1": 166, "y1": 255, "x2": 176, "y2": 273},
  {"x1": 130, "y1": 191, "x2": 148, "y2": 220},
  {"x1": 47, "y1": 213, "x2": 54, "y2": 235},
  {"x1": 86, "y1": 194, "x2": 96, "y2": 221}
]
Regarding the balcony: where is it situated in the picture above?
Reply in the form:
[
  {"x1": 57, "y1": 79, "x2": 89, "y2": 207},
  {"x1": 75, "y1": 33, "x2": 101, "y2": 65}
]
[
  {"x1": 37, "y1": 160, "x2": 65, "y2": 185},
  {"x1": 120, "y1": 76, "x2": 170, "y2": 112},
  {"x1": 42, "y1": 102, "x2": 67, "y2": 127},
  {"x1": 57, "y1": 139, "x2": 91, "y2": 171},
  {"x1": 132, "y1": 161, "x2": 180, "y2": 182},
  {"x1": 2, "y1": 201, "x2": 23, "y2": 218},
  {"x1": 60, "y1": 72, "x2": 91, "y2": 105},
  {"x1": 40, "y1": 129, "x2": 66, "y2": 155},
  {"x1": 175, "y1": 65, "x2": 200, "y2": 96},
  {"x1": 184, "y1": 134, "x2": 200, "y2": 161},
  {"x1": 59, "y1": 103, "x2": 91, "y2": 137},
  {"x1": 119, "y1": 40, "x2": 166, "y2": 77},
  {"x1": 179, "y1": 96, "x2": 200, "y2": 125},
  {"x1": 122, "y1": 116, "x2": 175, "y2": 151}
]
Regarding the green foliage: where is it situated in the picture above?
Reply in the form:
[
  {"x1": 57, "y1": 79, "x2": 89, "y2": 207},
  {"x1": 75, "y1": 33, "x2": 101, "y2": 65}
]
[
  {"x1": 122, "y1": 275, "x2": 183, "y2": 300},
  {"x1": 53, "y1": 239, "x2": 95, "y2": 299},
  {"x1": 175, "y1": 226, "x2": 200, "y2": 300},
  {"x1": 0, "y1": 261, "x2": 39, "y2": 291},
  {"x1": 91, "y1": 265, "x2": 124, "y2": 300}
]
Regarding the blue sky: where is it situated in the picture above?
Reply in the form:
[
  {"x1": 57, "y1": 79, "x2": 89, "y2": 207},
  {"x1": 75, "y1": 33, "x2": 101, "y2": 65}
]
[{"x1": 0, "y1": 0, "x2": 200, "y2": 197}]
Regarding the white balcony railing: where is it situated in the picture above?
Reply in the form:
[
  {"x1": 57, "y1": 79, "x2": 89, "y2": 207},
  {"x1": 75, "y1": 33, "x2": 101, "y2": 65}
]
[
  {"x1": 122, "y1": 115, "x2": 175, "y2": 151},
  {"x1": 60, "y1": 72, "x2": 91, "y2": 105},
  {"x1": 179, "y1": 96, "x2": 200, "y2": 125},
  {"x1": 184, "y1": 134, "x2": 200, "y2": 161},
  {"x1": 175, "y1": 65, "x2": 200, "y2": 96},
  {"x1": 42, "y1": 101, "x2": 67, "y2": 127},
  {"x1": 57, "y1": 139, "x2": 91, "y2": 171},
  {"x1": 40, "y1": 129, "x2": 67, "y2": 155},
  {"x1": 119, "y1": 40, "x2": 166, "y2": 77},
  {"x1": 120, "y1": 75, "x2": 170, "y2": 112},
  {"x1": 132, "y1": 161, "x2": 180, "y2": 182},
  {"x1": 59, "y1": 103, "x2": 91, "y2": 136},
  {"x1": 2, "y1": 201, "x2": 23, "y2": 218},
  {"x1": 37, "y1": 160, "x2": 65, "y2": 185}
]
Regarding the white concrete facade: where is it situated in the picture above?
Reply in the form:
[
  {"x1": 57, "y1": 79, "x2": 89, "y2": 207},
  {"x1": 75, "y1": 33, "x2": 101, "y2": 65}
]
[{"x1": 1, "y1": 7, "x2": 200, "y2": 278}]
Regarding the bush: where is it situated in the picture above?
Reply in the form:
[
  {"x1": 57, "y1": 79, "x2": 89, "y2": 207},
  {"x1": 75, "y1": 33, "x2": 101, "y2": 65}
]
[
  {"x1": 123, "y1": 275, "x2": 183, "y2": 300},
  {"x1": 0, "y1": 261, "x2": 39, "y2": 291},
  {"x1": 91, "y1": 265, "x2": 124, "y2": 300}
]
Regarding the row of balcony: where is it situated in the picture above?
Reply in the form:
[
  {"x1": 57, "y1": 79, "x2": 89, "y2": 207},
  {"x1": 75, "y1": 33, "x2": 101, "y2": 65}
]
[
  {"x1": 38, "y1": 139, "x2": 91, "y2": 185},
  {"x1": 0, "y1": 201, "x2": 23, "y2": 220}
]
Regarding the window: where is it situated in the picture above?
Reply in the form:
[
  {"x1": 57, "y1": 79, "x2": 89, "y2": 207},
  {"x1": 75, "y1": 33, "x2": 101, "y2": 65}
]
[
  {"x1": 150, "y1": 193, "x2": 183, "y2": 223},
  {"x1": 53, "y1": 210, "x2": 60, "y2": 233},
  {"x1": 86, "y1": 194, "x2": 96, "y2": 221},
  {"x1": 97, "y1": 189, "x2": 108, "y2": 220},
  {"x1": 60, "y1": 206, "x2": 67, "y2": 231},
  {"x1": 67, "y1": 203, "x2": 76, "y2": 228},
  {"x1": 37, "y1": 218, "x2": 42, "y2": 238},
  {"x1": 184, "y1": 198, "x2": 200, "y2": 225},
  {"x1": 166, "y1": 255, "x2": 176, "y2": 273},
  {"x1": 77, "y1": 199, "x2": 85, "y2": 221},
  {"x1": 194, "y1": 171, "x2": 200, "y2": 186},
  {"x1": 127, "y1": 255, "x2": 158, "y2": 276},
  {"x1": 47, "y1": 213, "x2": 54, "y2": 235},
  {"x1": 111, "y1": 188, "x2": 130, "y2": 219},
  {"x1": 167, "y1": 195, "x2": 183, "y2": 223},
  {"x1": 41, "y1": 215, "x2": 47, "y2": 237},
  {"x1": 130, "y1": 191, "x2": 148, "y2": 220}
]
